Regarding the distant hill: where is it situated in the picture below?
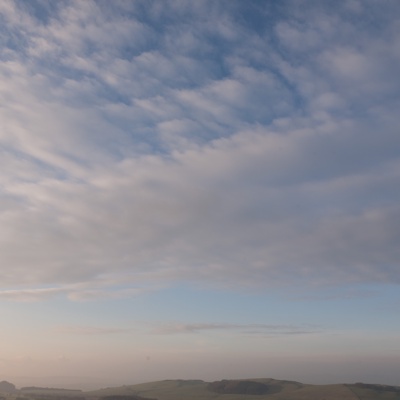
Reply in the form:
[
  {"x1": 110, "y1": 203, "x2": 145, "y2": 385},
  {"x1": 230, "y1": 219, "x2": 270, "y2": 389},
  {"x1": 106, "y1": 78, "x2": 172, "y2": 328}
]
[
  {"x1": 21, "y1": 387, "x2": 82, "y2": 392},
  {"x1": 0, "y1": 381, "x2": 16, "y2": 393},
  {"x1": 3, "y1": 379, "x2": 400, "y2": 400},
  {"x1": 101, "y1": 396, "x2": 156, "y2": 400},
  {"x1": 352, "y1": 382, "x2": 400, "y2": 392},
  {"x1": 208, "y1": 380, "x2": 272, "y2": 395},
  {"x1": 84, "y1": 378, "x2": 400, "y2": 400}
]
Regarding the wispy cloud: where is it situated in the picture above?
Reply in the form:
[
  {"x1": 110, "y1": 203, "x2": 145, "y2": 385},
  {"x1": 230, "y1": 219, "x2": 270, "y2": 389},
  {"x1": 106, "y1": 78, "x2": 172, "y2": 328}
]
[
  {"x1": 0, "y1": 287, "x2": 67, "y2": 302},
  {"x1": 54, "y1": 325, "x2": 132, "y2": 336},
  {"x1": 1, "y1": 0, "x2": 400, "y2": 300},
  {"x1": 151, "y1": 322, "x2": 322, "y2": 336},
  {"x1": 0, "y1": 274, "x2": 163, "y2": 302}
]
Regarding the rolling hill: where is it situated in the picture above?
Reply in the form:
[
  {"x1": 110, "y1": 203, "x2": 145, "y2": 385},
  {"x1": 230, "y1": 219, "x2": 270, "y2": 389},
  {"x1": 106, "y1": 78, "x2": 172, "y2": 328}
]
[
  {"x1": 84, "y1": 378, "x2": 400, "y2": 400},
  {"x1": 2, "y1": 379, "x2": 400, "y2": 400}
]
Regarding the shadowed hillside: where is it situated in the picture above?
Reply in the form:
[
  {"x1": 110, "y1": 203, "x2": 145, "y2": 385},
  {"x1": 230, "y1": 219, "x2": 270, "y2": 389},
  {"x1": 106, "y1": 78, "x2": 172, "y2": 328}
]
[
  {"x1": 208, "y1": 380, "x2": 275, "y2": 395},
  {"x1": 101, "y1": 395, "x2": 157, "y2": 400}
]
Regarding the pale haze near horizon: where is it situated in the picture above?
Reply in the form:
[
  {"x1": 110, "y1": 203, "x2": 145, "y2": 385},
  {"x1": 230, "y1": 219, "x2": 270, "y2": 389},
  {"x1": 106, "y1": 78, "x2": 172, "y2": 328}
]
[{"x1": 1, "y1": 0, "x2": 400, "y2": 390}]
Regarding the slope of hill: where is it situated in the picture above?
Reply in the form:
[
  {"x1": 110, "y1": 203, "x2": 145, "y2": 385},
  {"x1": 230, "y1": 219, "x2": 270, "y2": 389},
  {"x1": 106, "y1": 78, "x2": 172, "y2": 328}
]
[
  {"x1": 0, "y1": 381, "x2": 17, "y2": 393},
  {"x1": 84, "y1": 378, "x2": 400, "y2": 400}
]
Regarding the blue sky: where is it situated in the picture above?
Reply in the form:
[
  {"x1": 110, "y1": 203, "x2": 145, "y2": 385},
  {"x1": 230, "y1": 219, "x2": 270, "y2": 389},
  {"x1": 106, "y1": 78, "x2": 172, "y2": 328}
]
[{"x1": 1, "y1": 0, "x2": 400, "y2": 389}]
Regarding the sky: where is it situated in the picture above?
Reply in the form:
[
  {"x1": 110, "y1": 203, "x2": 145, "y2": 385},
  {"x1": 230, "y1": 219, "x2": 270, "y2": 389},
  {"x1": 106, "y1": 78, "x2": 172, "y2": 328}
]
[{"x1": 0, "y1": 0, "x2": 400, "y2": 390}]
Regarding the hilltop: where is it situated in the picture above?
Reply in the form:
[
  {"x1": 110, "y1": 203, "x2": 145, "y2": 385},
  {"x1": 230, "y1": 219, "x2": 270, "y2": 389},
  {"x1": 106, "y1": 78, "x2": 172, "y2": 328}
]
[{"x1": 0, "y1": 382, "x2": 16, "y2": 393}]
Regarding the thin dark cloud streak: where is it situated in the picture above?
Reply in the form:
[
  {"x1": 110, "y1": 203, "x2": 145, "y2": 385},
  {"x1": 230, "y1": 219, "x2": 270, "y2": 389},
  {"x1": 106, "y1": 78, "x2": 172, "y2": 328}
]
[
  {"x1": 51, "y1": 321, "x2": 322, "y2": 338},
  {"x1": 151, "y1": 322, "x2": 323, "y2": 336},
  {"x1": 54, "y1": 325, "x2": 133, "y2": 335}
]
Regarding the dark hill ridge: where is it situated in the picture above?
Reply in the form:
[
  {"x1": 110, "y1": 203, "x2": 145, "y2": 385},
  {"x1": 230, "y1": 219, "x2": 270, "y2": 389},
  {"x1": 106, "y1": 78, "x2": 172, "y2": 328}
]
[
  {"x1": 208, "y1": 380, "x2": 272, "y2": 395},
  {"x1": 352, "y1": 382, "x2": 400, "y2": 392},
  {"x1": 21, "y1": 387, "x2": 82, "y2": 392},
  {"x1": 101, "y1": 396, "x2": 156, "y2": 400}
]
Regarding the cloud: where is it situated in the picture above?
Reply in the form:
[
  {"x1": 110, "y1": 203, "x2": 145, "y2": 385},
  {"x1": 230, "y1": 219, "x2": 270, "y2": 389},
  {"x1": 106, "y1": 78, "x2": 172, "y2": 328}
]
[
  {"x1": 151, "y1": 322, "x2": 322, "y2": 336},
  {"x1": 0, "y1": 273, "x2": 163, "y2": 302},
  {"x1": 67, "y1": 285, "x2": 159, "y2": 302},
  {"x1": 54, "y1": 325, "x2": 132, "y2": 335},
  {"x1": 0, "y1": 1, "x2": 400, "y2": 299},
  {"x1": 0, "y1": 287, "x2": 67, "y2": 302}
]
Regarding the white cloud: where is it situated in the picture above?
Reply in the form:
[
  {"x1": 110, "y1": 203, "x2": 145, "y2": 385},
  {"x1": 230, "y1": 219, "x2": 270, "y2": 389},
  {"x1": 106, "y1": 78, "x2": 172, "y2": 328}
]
[
  {"x1": 0, "y1": 0, "x2": 400, "y2": 300},
  {"x1": 0, "y1": 287, "x2": 67, "y2": 302}
]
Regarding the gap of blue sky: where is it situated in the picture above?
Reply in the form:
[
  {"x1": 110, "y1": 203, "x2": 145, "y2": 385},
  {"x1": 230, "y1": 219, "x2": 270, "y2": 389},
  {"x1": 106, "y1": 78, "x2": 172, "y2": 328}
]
[{"x1": 0, "y1": 0, "x2": 400, "y2": 389}]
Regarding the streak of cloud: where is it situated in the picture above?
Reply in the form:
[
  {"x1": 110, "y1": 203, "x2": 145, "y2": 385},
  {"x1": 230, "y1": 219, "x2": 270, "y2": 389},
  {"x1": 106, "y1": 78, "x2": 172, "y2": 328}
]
[
  {"x1": 54, "y1": 326, "x2": 133, "y2": 336},
  {"x1": 151, "y1": 322, "x2": 322, "y2": 336}
]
